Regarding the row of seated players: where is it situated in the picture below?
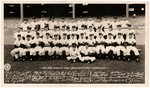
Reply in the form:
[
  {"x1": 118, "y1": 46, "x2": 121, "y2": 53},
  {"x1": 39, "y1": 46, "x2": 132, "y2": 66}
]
[{"x1": 11, "y1": 25, "x2": 140, "y2": 63}]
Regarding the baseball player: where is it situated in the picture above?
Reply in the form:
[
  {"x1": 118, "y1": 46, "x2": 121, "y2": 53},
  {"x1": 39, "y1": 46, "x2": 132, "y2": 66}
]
[
  {"x1": 14, "y1": 34, "x2": 23, "y2": 48},
  {"x1": 69, "y1": 34, "x2": 78, "y2": 46},
  {"x1": 13, "y1": 29, "x2": 23, "y2": 40},
  {"x1": 51, "y1": 34, "x2": 61, "y2": 59},
  {"x1": 115, "y1": 33, "x2": 127, "y2": 59},
  {"x1": 125, "y1": 32, "x2": 139, "y2": 61},
  {"x1": 30, "y1": 17, "x2": 39, "y2": 31},
  {"x1": 67, "y1": 45, "x2": 81, "y2": 63},
  {"x1": 38, "y1": 16, "x2": 48, "y2": 30},
  {"x1": 19, "y1": 19, "x2": 31, "y2": 31},
  {"x1": 125, "y1": 33, "x2": 136, "y2": 46},
  {"x1": 19, "y1": 35, "x2": 32, "y2": 61},
  {"x1": 95, "y1": 33, "x2": 106, "y2": 58},
  {"x1": 11, "y1": 48, "x2": 23, "y2": 61},
  {"x1": 105, "y1": 33, "x2": 117, "y2": 59},
  {"x1": 126, "y1": 45, "x2": 139, "y2": 62},
  {"x1": 59, "y1": 33, "x2": 69, "y2": 59},
  {"x1": 120, "y1": 16, "x2": 131, "y2": 29}
]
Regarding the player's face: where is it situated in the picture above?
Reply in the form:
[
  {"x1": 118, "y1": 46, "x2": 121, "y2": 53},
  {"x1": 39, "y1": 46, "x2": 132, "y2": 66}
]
[
  {"x1": 36, "y1": 34, "x2": 40, "y2": 39},
  {"x1": 18, "y1": 36, "x2": 21, "y2": 40},
  {"x1": 63, "y1": 35, "x2": 67, "y2": 39},
  {"x1": 33, "y1": 18, "x2": 36, "y2": 22},
  {"x1": 129, "y1": 34, "x2": 133, "y2": 39},
  {"x1": 98, "y1": 28, "x2": 101, "y2": 32},
  {"x1": 27, "y1": 37, "x2": 30, "y2": 41},
  {"x1": 89, "y1": 36, "x2": 93, "y2": 40},
  {"x1": 45, "y1": 28, "x2": 48, "y2": 31},
  {"x1": 46, "y1": 35, "x2": 49, "y2": 39},
  {"x1": 108, "y1": 35, "x2": 112, "y2": 39},
  {"x1": 89, "y1": 28, "x2": 93, "y2": 31},
  {"x1": 27, "y1": 29, "x2": 30, "y2": 32},
  {"x1": 73, "y1": 47, "x2": 76, "y2": 51},
  {"x1": 85, "y1": 45, "x2": 88, "y2": 49},
  {"x1": 123, "y1": 17, "x2": 127, "y2": 21},
  {"x1": 71, "y1": 35, "x2": 74, "y2": 39},
  {"x1": 99, "y1": 35, "x2": 102, "y2": 38},
  {"x1": 118, "y1": 34, "x2": 121, "y2": 38},
  {"x1": 57, "y1": 36, "x2": 59, "y2": 39},
  {"x1": 114, "y1": 19, "x2": 117, "y2": 22},
  {"x1": 80, "y1": 35, "x2": 84, "y2": 39},
  {"x1": 72, "y1": 28, "x2": 76, "y2": 31},
  {"x1": 62, "y1": 27, "x2": 65, "y2": 31},
  {"x1": 54, "y1": 36, "x2": 57, "y2": 40},
  {"x1": 24, "y1": 20, "x2": 27, "y2": 24},
  {"x1": 41, "y1": 17, "x2": 44, "y2": 21}
]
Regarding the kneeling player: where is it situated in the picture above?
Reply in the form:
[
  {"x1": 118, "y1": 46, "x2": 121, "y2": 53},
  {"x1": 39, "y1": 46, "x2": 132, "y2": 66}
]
[
  {"x1": 67, "y1": 45, "x2": 80, "y2": 63},
  {"x1": 126, "y1": 46, "x2": 139, "y2": 62},
  {"x1": 79, "y1": 44, "x2": 95, "y2": 63},
  {"x1": 10, "y1": 48, "x2": 23, "y2": 61}
]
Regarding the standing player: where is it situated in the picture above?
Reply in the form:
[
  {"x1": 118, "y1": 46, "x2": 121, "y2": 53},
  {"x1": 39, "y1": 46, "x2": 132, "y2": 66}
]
[
  {"x1": 120, "y1": 16, "x2": 131, "y2": 29},
  {"x1": 19, "y1": 19, "x2": 31, "y2": 31},
  {"x1": 38, "y1": 16, "x2": 48, "y2": 30},
  {"x1": 30, "y1": 17, "x2": 39, "y2": 31}
]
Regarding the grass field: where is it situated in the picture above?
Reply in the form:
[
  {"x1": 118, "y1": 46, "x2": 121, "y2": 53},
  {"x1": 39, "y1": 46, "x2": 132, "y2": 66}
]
[{"x1": 4, "y1": 16, "x2": 145, "y2": 83}]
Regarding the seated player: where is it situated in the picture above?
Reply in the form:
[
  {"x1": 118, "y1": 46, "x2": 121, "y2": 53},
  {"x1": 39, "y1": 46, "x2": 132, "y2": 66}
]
[
  {"x1": 23, "y1": 28, "x2": 36, "y2": 40},
  {"x1": 115, "y1": 33, "x2": 127, "y2": 60},
  {"x1": 14, "y1": 34, "x2": 23, "y2": 48},
  {"x1": 67, "y1": 44, "x2": 81, "y2": 63},
  {"x1": 60, "y1": 33, "x2": 69, "y2": 59},
  {"x1": 105, "y1": 33, "x2": 117, "y2": 59},
  {"x1": 125, "y1": 33, "x2": 136, "y2": 46},
  {"x1": 78, "y1": 33, "x2": 87, "y2": 46},
  {"x1": 51, "y1": 34, "x2": 61, "y2": 59},
  {"x1": 69, "y1": 34, "x2": 78, "y2": 46},
  {"x1": 14, "y1": 29, "x2": 23, "y2": 40},
  {"x1": 125, "y1": 32, "x2": 139, "y2": 62},
  {"x1": 31, "y1": 32, "x2": 43, "y2": 60},
  {"x1": 95, "y1": 33, "x2": 106, "y2": 58},
  {"x1": 87, "y1": 34, "x2": 96, "y2": 61},
  {"x1": 38, "y1": 33, "x2": 52, "y2": 60},
  {"x1": 19, "y1": 35, "x2": 32, "y2": 61}
]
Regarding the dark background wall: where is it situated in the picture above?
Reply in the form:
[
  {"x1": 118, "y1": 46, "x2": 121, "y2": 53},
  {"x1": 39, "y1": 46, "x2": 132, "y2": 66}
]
[{"x1": 4, "y1": 4, "x2": 145, "y2": 18}]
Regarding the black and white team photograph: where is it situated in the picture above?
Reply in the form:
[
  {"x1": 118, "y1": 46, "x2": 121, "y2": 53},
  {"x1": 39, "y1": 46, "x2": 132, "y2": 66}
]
[{"x1": 2, "y1": 1, "x2": 148, "y2": 85}]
